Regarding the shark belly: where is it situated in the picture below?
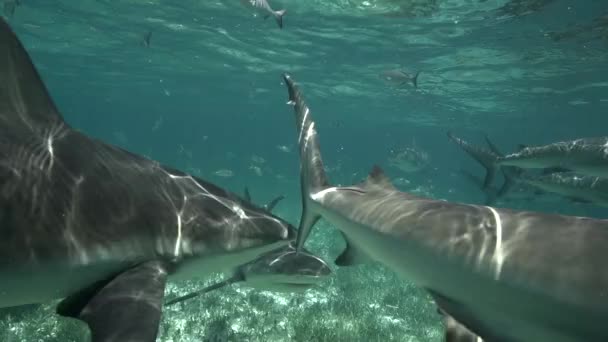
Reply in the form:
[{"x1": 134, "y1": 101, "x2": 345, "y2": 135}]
[{"x1": 0, "y1": 260, "x2": 134, "y2": 307}]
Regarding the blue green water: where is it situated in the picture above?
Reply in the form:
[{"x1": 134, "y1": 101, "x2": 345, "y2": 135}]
[{"x1": 1, "y1": 0, "x2": 608, "y2": 341}]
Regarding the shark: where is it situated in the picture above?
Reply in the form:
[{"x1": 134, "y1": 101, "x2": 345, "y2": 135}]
[
  {"x1": 282, "y1": 73, "x2": 608, "y2": 342},
  {"x1": 456, "y1": 168, "x2": 541, "y2": 206},
  {"x1": 0, "y1": 18, "x2": 300, "y2": 342},
  {"x1": 517, "y1": 172, "x2": 608, "y2": 208},
  {"x1": 166, "y1": 243, "x2": 331, "y2": 306},
  {"x1": 497, "y1": 137, "x2": 608, "y2": 177}
]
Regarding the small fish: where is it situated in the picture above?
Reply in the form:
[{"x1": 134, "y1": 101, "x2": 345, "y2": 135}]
[
  {"x1": 381, "y1": 69, "x2": 420, "y2": 88},
  {"x1": 276, "y1": 145, "x2": 291, "y2": 153},
  {"x1": 151, "y1": 116, "x2": 163, "y2": 131},
  {"x1": 249, "y1": 165, "x2": 263, "y2": 176},
  {"x1": 388, "y1": 143, "x2": 429, "y2": 173},
  {"x1": 214, "y1": 169, "x2": 234, "y2": 177},
  {"x1": 392, "y1": 177, "x2": 410, "y2": 186},
  {"x1": 251, "y1": 155, "x2": 265, "y2": 164},
  {"x1": 142, "y1": 30, "x2": 152, "y2": 47},
  {"x1": 240, "y1": 0, "x2": 287, "y2": 29}
]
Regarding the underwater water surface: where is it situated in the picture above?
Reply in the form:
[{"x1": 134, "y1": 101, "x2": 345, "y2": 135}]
[{"x1": 1, "y1": 0, "x2": 608, "y2": 341}]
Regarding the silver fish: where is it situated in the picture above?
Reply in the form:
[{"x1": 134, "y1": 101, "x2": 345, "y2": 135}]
[{"x1": 241, "y1": 0, "x2": 287, "y2": 29}]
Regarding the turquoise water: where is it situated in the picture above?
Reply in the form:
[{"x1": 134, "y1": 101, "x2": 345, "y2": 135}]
[{"x1": 1, "y1": 0, "x2": 608, "y2": 341}]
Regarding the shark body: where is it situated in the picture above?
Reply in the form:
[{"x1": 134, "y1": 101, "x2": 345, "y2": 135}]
[
  {"x1": 0, "y1": 18, "x2": 297, "y2": 341},
  {"x1": 282, "y1": 73, "x2": 608, "y2": 342},
  {"x1": 498, "y1": 137, "x2": 608, "y2": 177}
]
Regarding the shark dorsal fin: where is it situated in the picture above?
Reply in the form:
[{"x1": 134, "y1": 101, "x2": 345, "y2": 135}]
[
  {"x1": 360, "y1": 165, "x2": 396, "y2": 190},
  {"x1": 0, "y1": 18, "x2": 66, "y2": 135}
]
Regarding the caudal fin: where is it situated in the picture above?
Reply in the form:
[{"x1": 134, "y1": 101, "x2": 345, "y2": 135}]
[
  {"x1": 483, "y1": 134, "x2": 503, "y2": 157},
  {"x1": 274, "y1": 9, "x2": 286, "y2": 29},
  {"x1": 412, "y1": 71, "x2": 420, "y2": 88},
  {"x1": 282, "y1": 74, "x2": 330, "y2": 251},
  {"x1": 447, "y1": 131, "x2": 498, "y2": 189}
]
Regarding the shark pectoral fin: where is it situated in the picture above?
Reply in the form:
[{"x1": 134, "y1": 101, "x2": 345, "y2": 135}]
[
  {"x1": 482, "y1": 168, "x2": 497, "y2": 189},
  {"x1": 57, "y1": 261, "x2": 169, "y2": 342},
  {"x1": 264, "y1": 194, "x2": 285, "y2": 212},
  {"x1": 495, "y1": 178, "x2": 514, "y2": 199},
  {"x1": 438, "y1": 308, "x2": 483, "y2": 342},
  {"x1": 335, "y1": 235, "x2": 368, "y2": 267},
  {"x1": 428, "y1": 290, "x2": 508, "y2": 342}
]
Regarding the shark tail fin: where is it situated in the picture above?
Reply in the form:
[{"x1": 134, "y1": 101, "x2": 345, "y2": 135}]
[
  {"x1": 483, "y1": 134, "x2": 503, "y2": 157},
  {"x1": 447, "y1": 131, "x2": 498, "y2": 189},
  {"x1": 283, "y1": 73, "x2": 330, "y2": 251},
  {"x1": 273, "y1": 9, "x2": 286, "y2": 29},
  {"x1": 412, "y1": 71, "x2": 420, "y2": 88}
]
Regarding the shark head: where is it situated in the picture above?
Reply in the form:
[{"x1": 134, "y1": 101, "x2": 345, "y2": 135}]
[
  {"x1": 166, "y1": 177, "x2": 297, "y2": 279},
  {"x1": 237, "y1": 244, "x2": 331, "y2": 292}
]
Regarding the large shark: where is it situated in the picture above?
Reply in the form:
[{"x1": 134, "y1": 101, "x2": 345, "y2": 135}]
[
  {"x1": 498, "y1": 137, "x2": 608, "y2": 177},
  {"x1": 282, "y1": 73, "x2": 608, "y2": 342},
  {"x1": 0, "y1": 18, "x2": 299, "y2": 342},
  {"x1": 166, "y1": 243, "x2": 331, "y2": 306}
]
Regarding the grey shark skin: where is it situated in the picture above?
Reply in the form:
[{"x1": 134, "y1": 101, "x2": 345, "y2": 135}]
[
  {"x1": 447, "y1": 131, "x2": 499, "y2": 190},
  {"x1": 519, "y1": 172, "x2": 608, "y2": 207},
  {"x1": 283, "y1": 74, "x2": 608, "y2": 342},
  {"x1": 237, "y1": 243, "x2": 330, "y2": 293},
  {"x1": 166, "y1": 243, "x2": 331, "y2": 306},
  {"x1": 447, "y1": 132, "x2": 525, "y2": 203},
  {"x1": 498, "y1": 137, "x2": 608, "y2": 177},
  {"x1": 0, "y1": 18, "x2": 295, "y2": 341},
  {"x1": 456, "y1": 169, "x2": 539, "y2": 206}
]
